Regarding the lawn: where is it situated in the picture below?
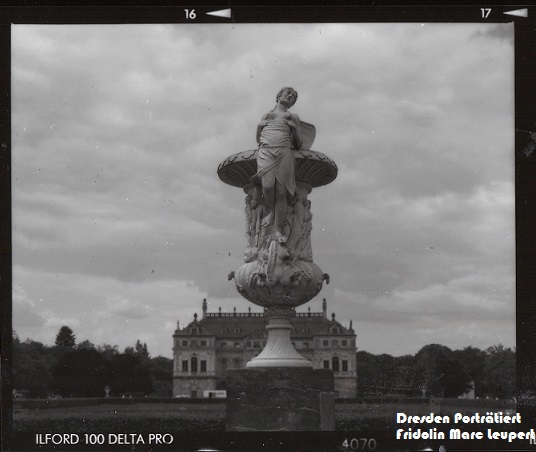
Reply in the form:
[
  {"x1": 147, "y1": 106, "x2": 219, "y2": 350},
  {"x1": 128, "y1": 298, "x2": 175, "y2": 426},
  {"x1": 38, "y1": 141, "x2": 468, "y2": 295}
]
[
  {"x1": 13, "y1": 398, "x2": 515, "y2": 433},
  {"x1": 14, "y1": 402, "x2": 227, "y2": 432}
]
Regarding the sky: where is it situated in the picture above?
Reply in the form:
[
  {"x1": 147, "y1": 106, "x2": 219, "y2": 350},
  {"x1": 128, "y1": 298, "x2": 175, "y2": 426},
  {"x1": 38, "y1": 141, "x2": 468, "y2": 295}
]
[{"x1": 11, "y1": 23, "x2": 515, "y2": 358}]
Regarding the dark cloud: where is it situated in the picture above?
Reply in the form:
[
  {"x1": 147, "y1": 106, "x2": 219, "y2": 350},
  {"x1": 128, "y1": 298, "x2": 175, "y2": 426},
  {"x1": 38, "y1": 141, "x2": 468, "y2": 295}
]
[{"x1": 470, "y1": 23, "x2": 514, "y2": 44}]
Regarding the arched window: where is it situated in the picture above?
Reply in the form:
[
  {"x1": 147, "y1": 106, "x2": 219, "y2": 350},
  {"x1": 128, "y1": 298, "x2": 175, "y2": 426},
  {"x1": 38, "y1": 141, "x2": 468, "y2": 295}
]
[
  {"x1": 302, "y1": 327, "x2": 309, "y2": 333},
  {"x1": 332, "y1": 356, "x2": 340, "y2": 372},
  {"x1": 221, "y1": 327, "x2": 228, "y2": 334},
  {"x1": 234, "y1": 327, "x2": 241, "y2": 333}
]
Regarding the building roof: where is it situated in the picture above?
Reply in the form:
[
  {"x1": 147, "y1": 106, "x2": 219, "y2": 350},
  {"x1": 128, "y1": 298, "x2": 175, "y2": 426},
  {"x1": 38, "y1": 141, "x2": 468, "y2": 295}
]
[{"x1": 173, "y1": 300, "x2": 355, "y2": 339}]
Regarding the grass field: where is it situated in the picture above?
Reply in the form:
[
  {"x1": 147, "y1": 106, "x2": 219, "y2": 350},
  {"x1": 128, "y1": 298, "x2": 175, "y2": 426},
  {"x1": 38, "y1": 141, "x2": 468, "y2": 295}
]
[{"x1": 13, "y1": 398, "x2": 516, "y2": 433}]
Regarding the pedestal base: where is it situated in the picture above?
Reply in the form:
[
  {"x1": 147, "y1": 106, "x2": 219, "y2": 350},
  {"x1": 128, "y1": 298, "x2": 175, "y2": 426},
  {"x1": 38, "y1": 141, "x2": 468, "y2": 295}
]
[
  {"x1": 246, "y1": 306, "x2": 312, "y2": 368},
  {"x1": 226, "y1": 368, "x2": 335, "y2": 431},
  {"x1": 247, "y1": 314, "x2": 312, "y2": 368}
]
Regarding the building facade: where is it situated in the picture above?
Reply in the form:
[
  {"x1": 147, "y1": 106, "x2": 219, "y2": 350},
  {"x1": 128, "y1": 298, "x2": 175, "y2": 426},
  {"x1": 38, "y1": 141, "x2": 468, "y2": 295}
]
[{"x1": 172, "y1": 298, "x2": 357, "y2": 398}]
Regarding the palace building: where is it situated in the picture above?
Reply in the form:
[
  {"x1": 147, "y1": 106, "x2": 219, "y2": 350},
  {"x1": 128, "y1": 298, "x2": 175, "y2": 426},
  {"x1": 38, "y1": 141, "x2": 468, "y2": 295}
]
[{"x1": 172, "y1": 298, "x2": 357, "y2": 398}]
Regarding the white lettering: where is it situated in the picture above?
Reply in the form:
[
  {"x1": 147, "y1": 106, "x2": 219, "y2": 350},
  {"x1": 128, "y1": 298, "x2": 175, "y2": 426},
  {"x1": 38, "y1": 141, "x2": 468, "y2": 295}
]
[
  {"x1": 149, "y1": 434, "x2": 174, "y2": 445},
  {"x1": 449, "y1": 429, "x2": 483, "y2": 440}
]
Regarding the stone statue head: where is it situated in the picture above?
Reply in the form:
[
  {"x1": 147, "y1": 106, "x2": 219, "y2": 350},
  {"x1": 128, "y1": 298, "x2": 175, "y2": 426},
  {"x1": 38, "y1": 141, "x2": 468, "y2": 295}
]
[{"x1": 276, "y1": 87, "x2": 298, "y2": 107}]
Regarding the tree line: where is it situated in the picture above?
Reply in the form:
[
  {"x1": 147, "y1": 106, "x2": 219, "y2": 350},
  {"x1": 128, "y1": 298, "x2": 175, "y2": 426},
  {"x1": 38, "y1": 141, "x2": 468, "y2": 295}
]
[
  {"x1": 357, "y1": 343, "x2": 516, "y2": 399},
  {"x1": 13, "y1": 326, "x2": 173, "y2": 398},
  {"x1": 13, "y1": 327, "x2": 515, "y2": 399}
]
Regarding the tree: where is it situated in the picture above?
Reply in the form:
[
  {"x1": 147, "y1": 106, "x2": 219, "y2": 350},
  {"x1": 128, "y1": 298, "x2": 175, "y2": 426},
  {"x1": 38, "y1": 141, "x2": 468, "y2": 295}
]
[
  {"x1": 134, "y1": 340, "x2": 150, "y2": 360},
  {"x1": 77, "y1": 340, "x2": 96, "y2": 351},
  {"x1": 415, "y1": 344, "x2": 472, "y2": 398},
  {"x1": 13, "y1": 339, "x2": 56, "y2": 398},
  {"x1": 356, "y1": 351, "x2": 399, "y2": 394},
  {"x1": 51, "y1": 349, "x2": 108, "y2": 397},
  {"x1": 148, "y1": 356, "x2": 173, "y2": 397},
  {"x1": 97, "y1": 343, "x2": 119, "y2": 358},
  {"x1": 453, "y1": 346, "x2": 487, "y2": 397},
  {"x1": 481, "y1": 344, "x2": 516, "y2": 398},
  {"x1": 108, "y1": 353, "x2": 153, "y2": 396},
  {"x1": 55, "y1": 326, "x2": 76, "y2": 349}
]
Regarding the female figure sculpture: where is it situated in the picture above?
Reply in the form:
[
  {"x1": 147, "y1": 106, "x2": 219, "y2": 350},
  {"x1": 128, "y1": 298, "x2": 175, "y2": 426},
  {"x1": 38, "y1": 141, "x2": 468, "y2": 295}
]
[{"x1": 251, "y1": 87, "x2": 303, "y2": 244}]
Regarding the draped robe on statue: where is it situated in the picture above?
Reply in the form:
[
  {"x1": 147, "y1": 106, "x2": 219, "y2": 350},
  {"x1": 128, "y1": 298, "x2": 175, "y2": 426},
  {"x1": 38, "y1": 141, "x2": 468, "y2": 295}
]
[{"x1": 251, "y1": 118, "x2": 296, "y2": 201}]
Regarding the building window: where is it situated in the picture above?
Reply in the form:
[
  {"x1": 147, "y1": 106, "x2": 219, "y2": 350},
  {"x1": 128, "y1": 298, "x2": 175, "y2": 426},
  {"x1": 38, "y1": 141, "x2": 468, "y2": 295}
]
[
  {"x1": 342, "y1": 340, "x2": 348, "y2": 347},
  {"x1": 200, "y1": 340, "x2": 207, "y2": 347},
  {"x1": 246, "y1": 341, "x2": 252, "y2": 347},
  {"x1": 303, "y1": 342, "x2": 309, "y2": 348},
  {"x1": 191, "y1": 340, "x2": 197, "y2": 347},
  {"x1": 332, "y1": 356, "x2": 340, "y2": 372},
  {"x1": 191, "y1": 356, "x2": 198, "y2": 373},
  {"x1": 233, "y1": 358, "x2": 242, "y2": 369},
  {"x1": 332, "y1": 340, "x2": 338, "y2": 347},
  {"x1": 234, "y1": 342, "x2": 240, "y2": 348},
  {"x1": 342, "y1": 360, "x2": 348, "y2": 372},
  {"x1": 200, "y1": 360, "x2": 207, "y2": 373},
  {"x1": 323, "y1": 340, "x2": 329, "y2": 347},
  {"x1": 182, "y1": 340, "x2": 188, "y2": 347},
  {"x1": 323, "y1": 360, "x2": 330, "y2": 369},
  {"x1": 253, "y1": 341, "x2": 260, "y2": 348},
  {"x1": 302, "y1": 327, "x2": 309, "y2": 333},
  {"x1": 191, "y1": 328, "x2": 199, "y2": 334},
  {"x1": 221, "y1": 327, "x2": 228, "y2": 334},
  {"x1": 330, "y1": 327, "x2": 340, "y2": 334},
  {"x1": 220, "y1": 342, "x2": 227, "y2": 348},
  {"x1": 221, "y1": 358, "x2": 228, "y2": 372},
  {"x1": 234, "y1": 327, "x2": 241, "y2": 333},
  {"x1": 182, "y1": 360, "x2": 188, "y2": 372}
]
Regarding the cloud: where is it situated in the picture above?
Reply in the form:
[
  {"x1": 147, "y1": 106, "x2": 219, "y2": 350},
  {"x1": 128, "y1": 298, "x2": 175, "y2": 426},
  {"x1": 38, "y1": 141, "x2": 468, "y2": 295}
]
[
  {"x1": 12, "y1": 23, "x2": 515, "y2": 356},
  {"x1": 396, "y1": 100, "x2": 440, "y2": 127},
  {"x1": 103, "y1": 297, "x2": 154, "y2": 319},
  {"x1": 12, "y1": 286, "x2": 46, "y2": 329},
  {"x1": 44, "y1": 316, "x2": 81, "y2": 329},
  {"x1": 12, "y1": 266, "x2": 212, "y2": 356},
  {"x1": 470, "y1": 23, "x2": 515, "y2": 44}
]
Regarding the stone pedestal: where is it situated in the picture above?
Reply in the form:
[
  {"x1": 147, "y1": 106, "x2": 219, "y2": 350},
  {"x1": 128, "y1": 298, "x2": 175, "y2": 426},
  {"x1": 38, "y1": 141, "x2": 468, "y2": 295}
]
[
  {"x1": 247, "y1": 307, "x2": 312, "y2": 368},
  {"x1": 226, "y1": 368, "x2": 335, "y2": 431}
]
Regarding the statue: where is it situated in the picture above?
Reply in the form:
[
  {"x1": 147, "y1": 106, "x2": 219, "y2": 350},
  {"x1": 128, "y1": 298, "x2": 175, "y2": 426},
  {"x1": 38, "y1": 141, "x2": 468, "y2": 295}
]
[
  {"x1": 217, "y1": 87, "x2": 338, "y2": 368},
  {"x1": 251, "y1": 87, "x2": 303, "y2": 244}
]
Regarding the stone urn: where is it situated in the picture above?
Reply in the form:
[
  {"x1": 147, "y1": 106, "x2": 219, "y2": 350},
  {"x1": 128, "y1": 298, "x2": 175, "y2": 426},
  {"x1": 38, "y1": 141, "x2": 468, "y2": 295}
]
[{"x1": 218, "y1": 139, "x2": 337, "y2": 367}]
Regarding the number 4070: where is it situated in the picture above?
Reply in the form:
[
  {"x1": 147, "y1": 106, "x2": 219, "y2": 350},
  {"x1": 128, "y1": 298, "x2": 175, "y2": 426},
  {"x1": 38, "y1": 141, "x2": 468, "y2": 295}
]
[{"x1": 342, "y1": 438, "x2": 377, "y2": 450}]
